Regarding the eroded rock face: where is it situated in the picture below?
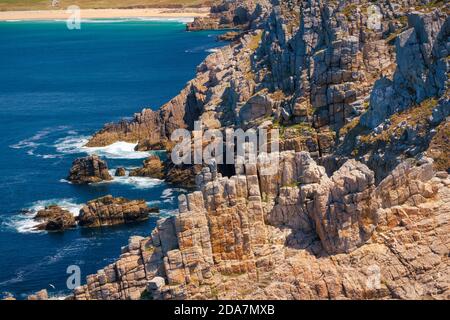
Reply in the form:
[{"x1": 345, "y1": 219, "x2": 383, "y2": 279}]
[
  {"x1": 312, "y1": 160, "x2": 379, "y2": 254},
  {"x1": 77, "y1": 195, "x2": 158, "y2": 228},
  {"x1": 66, "y1": 1, "x2": 449, "y2": 301},
  {"x1": 71, "y1": 152, "x2": 448, "y2": 300},
  {"x1": 67, "y1": 155, "x2": 112, "y2": 184},
  {"x1": 34, "y1": 205, "x2": 76, "y2": 232},
  {"x1": 27, "y1": 289, "x2": 48, "y2": 300},
  {"x1": 361, "y1": 10, "x2": 449, "y2": 128},
  {"x1": 115, "y1": 167, "x2": 126, "y2": 177}
]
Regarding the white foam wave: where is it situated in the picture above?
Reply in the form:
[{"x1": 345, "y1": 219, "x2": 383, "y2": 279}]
[
  {"x1": 146, "y1": 200, "x2": 161, "y2": 207},
  {"x1": 74, "y1": 17, "x2": 194, "y2": 23},
  {"x1": 82, "y1": 141, "x2": 150, "y2": 159},
  {"x1": 3, "y1": 199, "x2": 82, "y2": 234},
  {"x1": 54, "y1": 135, "x2": 90, "y2": 155},
  {"x1": 81, "y1": 19, "x2": 129, "y2": 23},
  {"x1": 159, "y1": 209, "x2": 179, "y2": 217},
  {"x1": 206, "y1": 48, "x2": 220, "y2": 53},
  {"x1": 135, "y1": 17, "x2": 194, "y2": 23},
  {"x1": 106, "y1": 169, "x2": 163, "y2": 189}
]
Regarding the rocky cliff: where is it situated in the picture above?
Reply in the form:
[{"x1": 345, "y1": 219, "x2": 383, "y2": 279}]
[
  {"x1": 86, "y1": 0, "x2": 448, "y2": 175},
  {"x1": 72, "y1": 153, "x2": 449, "y2": 300},
  {"x1": 70, "y1": 0, "x2": 449, "y2": 300}
]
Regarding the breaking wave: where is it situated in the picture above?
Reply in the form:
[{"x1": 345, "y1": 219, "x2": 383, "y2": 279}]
[
  {"x1": 2, "y1": 199, "x2": 82, "y2": 234},
  {"x1": 104, "y1": 169, "x2": 164, "y2": 189},
  {"x1": 82, "y1": 141, "x2": 150, "y2": 159}
]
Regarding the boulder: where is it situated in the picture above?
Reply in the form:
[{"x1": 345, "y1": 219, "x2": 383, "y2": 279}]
[
  {"x1": 67, "y1": 155, "x2": 113, "y2": 184},
  {"x1": 27, "y1": 289, "x2": 48, "y2": 300},
  {"x1": 129, "y1": 155, "x2": 164, "y2": 179},
  {"x1": 34, "y1": 205, "x2": 76, "y2": 232},
  {"x1": 115, "y1": 167, "x2": 126, "y2": 177}
]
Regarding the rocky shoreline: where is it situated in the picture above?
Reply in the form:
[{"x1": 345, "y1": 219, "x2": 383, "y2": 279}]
[{"x1": 70, "y1": 154, "x2": 449, "y2": 300}]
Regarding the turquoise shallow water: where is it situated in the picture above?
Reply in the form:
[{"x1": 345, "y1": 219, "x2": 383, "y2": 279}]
[{"x1": 0, "y1": 19, "x2": 224, "y2": 299}]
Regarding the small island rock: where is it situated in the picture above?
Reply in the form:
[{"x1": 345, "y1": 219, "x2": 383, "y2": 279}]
[
  {"x1": 68, "y1": 155, "x2": 113, "y2": 184},
  {"x1": 77, "y1": 195, "x2": 158, "y2": 228}
]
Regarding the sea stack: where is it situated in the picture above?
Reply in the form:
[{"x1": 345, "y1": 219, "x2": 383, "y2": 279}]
[
  {"x1": 34, "y1": 205, "x2": 76, "y2": 232},
  {"x1": 77, "y1": 195, "x2": 158, "y2": 227},
  {"x1": 67, "y1": 155, "x2": 113, "y2": 184}
]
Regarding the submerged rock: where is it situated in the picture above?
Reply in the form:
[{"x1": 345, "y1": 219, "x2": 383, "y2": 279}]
[
  {"x1": 67, "y1": 155, "x2": 113, "y2": 184},
  {"x1": 77, "y1": 195, "x2": 158, "y2": 228},
  {"x1": 34, "y1": 205, "x2": 76, "y2": 232}
]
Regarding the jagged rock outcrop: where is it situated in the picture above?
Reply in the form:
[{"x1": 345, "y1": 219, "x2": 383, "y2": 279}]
[
  {"x1": 86, "y1": 1, "x2": 448, "y2": 171},
  {"x1": 27, "y1": 289, "x2": 48, "y2": 300},
  {"x1": 77, "y1": 195, "x2": 158, "y2": 228},
  {"x1": 71, "y1": 152, "x2": 449, "y2": 300},
  {"x1": 66, "y1": 0, "x2": 449, "y2": 301},
  {"x1": 361, "y1": 10, "x2": 449, "y2": 128},
  {"x1": 33, "y1": 205, "x2": 76, "y2": 232},
  {"x1": 186, "y1": 0, "x2": 271, "y2": 31},
  {"x1": 67, "y1": 155, "x2": 113, "y2": 184},
  {"x1": 129, "y1": 155, "x2": 165, "y2": 179}
]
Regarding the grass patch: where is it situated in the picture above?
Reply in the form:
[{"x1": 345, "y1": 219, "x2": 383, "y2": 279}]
[
  {"x1": 0, "y1": 0, "x2": 213, "y2": 11},
  {"x1": 427, "y1": 121, "x2": 450, "y2": 172},
  {"x1": 248, "y1": 31, "x2": 263, "y2": 52}
]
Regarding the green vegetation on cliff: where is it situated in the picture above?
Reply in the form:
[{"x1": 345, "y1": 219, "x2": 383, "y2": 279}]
[{"x1": 0, "y1": 0, "x2": 214, "y2": 11}]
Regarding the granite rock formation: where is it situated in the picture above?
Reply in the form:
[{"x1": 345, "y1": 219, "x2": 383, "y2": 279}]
[
  {"x1": 33, "y1": 205, "x2": 76, "y2": 232},
  {"x1": 77, "y1": 195, "x2": 158, "y2": 228},
  {"x1": 129, "y1": 155, "x2": 165, "y2": 179},
  {"x1": 115, "y1": 167, "x2": 126, "y2": 177},
  {"x1": 67, "y1": 155, "x2": 113, "y2": 184},
  {"x1": 66, "y1": 0, "x2": 449, "y2": 301},
  {"x1": 86, "y1": 1, "x2": 448, "y2": 179},
  {"x1": 71, "y1": 152, "x2": 449, "y2": 300}
]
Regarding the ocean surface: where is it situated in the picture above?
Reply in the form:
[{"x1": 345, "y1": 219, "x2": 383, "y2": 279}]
[{"x1": 0, "y1": 19, "x2": 224, "y2": 299}]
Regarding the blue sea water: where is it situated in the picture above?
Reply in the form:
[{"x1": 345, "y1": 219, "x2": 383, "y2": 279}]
[{"x1": 0, "y1": 19, "x2": 224, "y2": 299}]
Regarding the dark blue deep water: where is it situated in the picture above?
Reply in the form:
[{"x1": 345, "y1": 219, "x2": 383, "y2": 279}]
[{"x1": 0, "y1": 19, "x2": 224, "y2": 299}]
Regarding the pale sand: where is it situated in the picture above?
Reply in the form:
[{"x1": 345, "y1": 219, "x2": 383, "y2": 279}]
[{"x1": 0, "y1": 8, "x2": 209, "y2": 21}]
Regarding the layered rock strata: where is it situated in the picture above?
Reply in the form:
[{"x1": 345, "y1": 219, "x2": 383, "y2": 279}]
[
  {"x1": 33, "y1": 205, "x2": 76, "y2": 232},
  {"x1": 86, "y1": 1, "x2": 448, "y2": 181},
  {"x1": 71, "y1": 153, "x2": 449, "y2": 300},
  {"x1": 64, "y1": 0, "x2": 449, "y2": 301}
]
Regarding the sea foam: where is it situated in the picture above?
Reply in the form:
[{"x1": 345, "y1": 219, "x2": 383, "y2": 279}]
[
  {"x1": 82, "y1": 141, "x2": 150, "y2": 159},
  {"x1": 104, "y1": 169, "x2": 164, "y2": 189},
  {"x1": 3, "y1": 199, "x2": 83, "y2": 234}
]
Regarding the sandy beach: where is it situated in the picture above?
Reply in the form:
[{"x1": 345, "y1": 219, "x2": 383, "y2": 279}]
[{"x1": 0, "y1": 8, "x2": 209, "y2": 21}]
